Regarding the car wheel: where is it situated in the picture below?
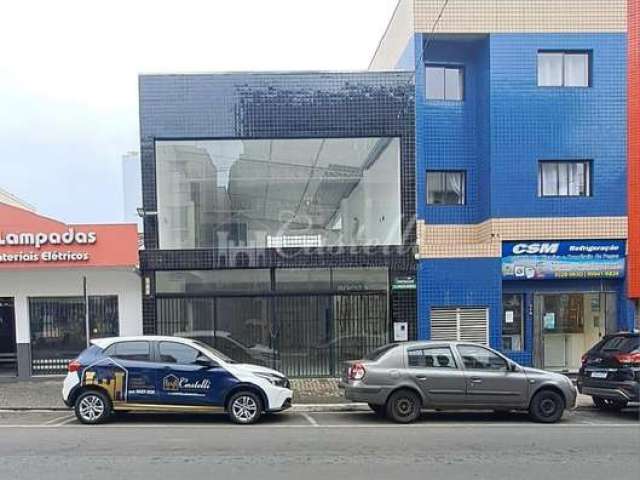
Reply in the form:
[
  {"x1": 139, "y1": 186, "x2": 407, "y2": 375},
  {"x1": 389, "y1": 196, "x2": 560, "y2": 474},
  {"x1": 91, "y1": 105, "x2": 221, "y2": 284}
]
[
  {"x1": 228, "y1": 391, "x2": 263, "y2": 425},
  {"x1": 386, "y1": 390, "x2": 421, "y2": 424},
  {"x1": 592, "y1": 396, "x2": 628, "y2": 411},
  {"x1": 368, "y1": 403, "x2": 386, "y2": 417},
  {"x1": 529, "y1": 390, "x2": 565, "y2": 423},
  {"x1": 74, "y1": 390, "x2": 112, "y2": 425}
]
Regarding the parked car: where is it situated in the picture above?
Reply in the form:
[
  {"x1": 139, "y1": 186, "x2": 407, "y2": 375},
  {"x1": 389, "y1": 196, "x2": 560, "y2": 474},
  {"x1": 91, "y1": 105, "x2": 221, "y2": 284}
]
[
  {"x1": 577, "y1": 331, "x2": 639, "y2": 410},
  {"x1": 340, "y1": 341, "x2": 577, "y2": 423},
  {"x1": 62, "y1": 336, "x2": 292, "y2": 425}
]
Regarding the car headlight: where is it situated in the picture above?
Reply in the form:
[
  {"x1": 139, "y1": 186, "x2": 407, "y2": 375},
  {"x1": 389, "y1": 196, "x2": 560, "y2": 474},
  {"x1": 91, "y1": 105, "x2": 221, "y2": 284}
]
[{"x1": 254, "y1": 372, "x2": 289, "y2": 388}]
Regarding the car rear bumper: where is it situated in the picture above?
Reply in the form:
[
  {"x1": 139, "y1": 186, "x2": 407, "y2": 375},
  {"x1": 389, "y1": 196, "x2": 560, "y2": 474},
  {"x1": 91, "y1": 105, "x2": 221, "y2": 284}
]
[
  {"x1": 341, "y1": 382, "x2": 389, "y2": 405},
  {"x1": 577, "y1": 376, "x2": 639, "y2": 402}
]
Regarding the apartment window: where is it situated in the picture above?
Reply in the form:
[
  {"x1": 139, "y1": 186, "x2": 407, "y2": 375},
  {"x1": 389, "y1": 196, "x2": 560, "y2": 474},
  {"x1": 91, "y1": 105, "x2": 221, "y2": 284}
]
[
  {"x1": 538, "y1": 51, "x2": 590, "y2": 87},
  {"x1": 426, "y1": 66, "x2": 464, "y2": 100},
  {"x1": 426, "y1": 171, "x2": 466, "y2": 205},
  {"x1": 538, "y1": 161, "x2": 591, "y2": 197}
]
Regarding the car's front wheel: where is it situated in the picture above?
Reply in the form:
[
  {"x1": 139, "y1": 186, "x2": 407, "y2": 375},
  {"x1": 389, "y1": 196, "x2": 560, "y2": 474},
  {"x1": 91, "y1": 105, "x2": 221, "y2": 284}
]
[
  {"x1": 386, "y1": 389, "x2": 422, "y2": 423},
  {"x1": 529, "y1": 389, "x2": 565, "y2": 423},
  {"x1": 592, "y1": 396, "x2": 628, "y2": 411},
  {"x1": 74, "y1": 390, "x2": 112, "y2": 424},
  {"x1": 227, "y1": 391, "x2": 263, "y2": 425}
]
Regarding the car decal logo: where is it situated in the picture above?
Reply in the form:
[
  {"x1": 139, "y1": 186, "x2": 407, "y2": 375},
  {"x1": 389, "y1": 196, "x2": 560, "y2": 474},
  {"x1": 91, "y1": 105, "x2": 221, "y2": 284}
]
[{"x1": 162, "y1": 374, "x2": 211, "y2": 393}]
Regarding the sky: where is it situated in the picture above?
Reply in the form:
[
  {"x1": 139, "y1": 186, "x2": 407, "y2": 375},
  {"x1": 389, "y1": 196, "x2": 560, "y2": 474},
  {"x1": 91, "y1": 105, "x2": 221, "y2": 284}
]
[{"x1": 0, "y1": 0, "x2": 399, "y2": 224}]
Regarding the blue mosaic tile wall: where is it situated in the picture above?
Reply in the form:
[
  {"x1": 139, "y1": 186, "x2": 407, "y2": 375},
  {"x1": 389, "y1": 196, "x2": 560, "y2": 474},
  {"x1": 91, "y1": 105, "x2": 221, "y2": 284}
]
[
  {"x1": 417, "y1": 258, "x2": 503, "y2": 348},
  {"x1": 489, "y1": 33, "x2": 627, "y2": 219}
]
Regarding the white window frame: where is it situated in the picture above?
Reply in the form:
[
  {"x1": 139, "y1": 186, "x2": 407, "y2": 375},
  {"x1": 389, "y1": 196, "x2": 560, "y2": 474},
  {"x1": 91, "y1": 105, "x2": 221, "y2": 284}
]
[
  {"x1": 538, "y1": 160, "x2": 592, "y2": 197},
  {"x1": 425, "y1": 65, "x2": 464, "y2": 101},
  {"x1": 537, "y1": 51, "x2": 591, "y2": 88}
]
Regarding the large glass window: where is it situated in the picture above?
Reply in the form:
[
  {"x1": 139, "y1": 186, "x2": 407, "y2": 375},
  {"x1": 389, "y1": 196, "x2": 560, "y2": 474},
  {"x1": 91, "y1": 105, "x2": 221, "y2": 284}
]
[
  {"x1": 538, "y1": 51, "x2": 590, "y2": 87},
  {"x1": 156, "y1": 137, "x2": 402, "y2": 249},
  {"x1": 156, "y1": 270, "x2": 271, "y2": 295},
  {"x1": 29, "y1": 296, "x2": 119, "y2": 375},
  {"x1": 538, "y1": 161, "x2": 591, "y2": 197}
]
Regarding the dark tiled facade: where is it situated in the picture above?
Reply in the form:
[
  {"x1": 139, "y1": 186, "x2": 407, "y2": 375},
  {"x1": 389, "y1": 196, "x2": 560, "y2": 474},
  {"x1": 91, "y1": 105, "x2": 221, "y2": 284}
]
[{"x1": 138, "y1": 72, "x2": 416, "y2": 338}]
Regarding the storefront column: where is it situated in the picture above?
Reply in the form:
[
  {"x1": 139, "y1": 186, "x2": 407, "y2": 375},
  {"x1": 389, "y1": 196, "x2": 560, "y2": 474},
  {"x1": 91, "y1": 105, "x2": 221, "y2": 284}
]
[{"x1": 14, "y1": 296, "x2": 31, "y2": 379}]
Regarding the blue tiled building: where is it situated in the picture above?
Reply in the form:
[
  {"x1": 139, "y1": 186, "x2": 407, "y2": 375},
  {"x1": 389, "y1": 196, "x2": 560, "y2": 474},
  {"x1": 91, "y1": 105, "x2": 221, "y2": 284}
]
[{"x1": 372, "y1": 0, "x2": 634, "y2": 371}]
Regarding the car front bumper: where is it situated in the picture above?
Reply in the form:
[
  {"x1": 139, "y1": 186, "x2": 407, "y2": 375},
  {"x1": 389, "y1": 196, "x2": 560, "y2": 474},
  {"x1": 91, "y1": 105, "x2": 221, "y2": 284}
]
[{"x1": 266, "y1": 387, "x2": 294, "y2": 412}]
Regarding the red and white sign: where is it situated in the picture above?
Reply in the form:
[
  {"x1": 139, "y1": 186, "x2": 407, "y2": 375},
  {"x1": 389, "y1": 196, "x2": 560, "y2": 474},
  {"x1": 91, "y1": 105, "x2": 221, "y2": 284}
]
[{"x1": 0, "y1": 202, "x2": 138, "y2": 269}]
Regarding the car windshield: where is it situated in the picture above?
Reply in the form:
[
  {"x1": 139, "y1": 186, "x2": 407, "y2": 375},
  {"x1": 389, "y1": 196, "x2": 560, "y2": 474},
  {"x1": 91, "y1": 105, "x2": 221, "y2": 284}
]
[
  {"x1": 364, "y1": 343, "x2": 398, "y2": 361},
  {"x1": 190, "y1": 340, "x2": 236, "y2": 363}
]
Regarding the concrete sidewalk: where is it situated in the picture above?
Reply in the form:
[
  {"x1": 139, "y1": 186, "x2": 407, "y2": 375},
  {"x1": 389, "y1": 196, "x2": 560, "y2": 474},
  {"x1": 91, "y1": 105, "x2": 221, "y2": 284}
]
[{"x1": 0, "y1": 377, "x2": 596, "y2": 411}]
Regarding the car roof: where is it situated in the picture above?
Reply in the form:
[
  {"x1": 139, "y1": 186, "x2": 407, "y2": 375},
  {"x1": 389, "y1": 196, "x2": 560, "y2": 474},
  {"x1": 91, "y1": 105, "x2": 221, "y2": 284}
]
[
  {"x1": 91, "y1": 336, "x2": 199, "y2": 349},
  {"x1": 399, "y1": 340, "x2": 478, "y2": 348}
]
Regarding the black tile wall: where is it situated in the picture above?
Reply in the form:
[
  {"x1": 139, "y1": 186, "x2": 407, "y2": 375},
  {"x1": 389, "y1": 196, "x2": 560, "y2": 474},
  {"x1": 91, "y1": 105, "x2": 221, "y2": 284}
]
[{"x1": 138, "y1": 71, "x2": 416, "y2": 335}]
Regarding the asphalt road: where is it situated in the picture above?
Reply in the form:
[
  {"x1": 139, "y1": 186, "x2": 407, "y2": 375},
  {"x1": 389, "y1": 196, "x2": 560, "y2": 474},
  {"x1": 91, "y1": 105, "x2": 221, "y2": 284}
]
[{"x1": 0, "y1": 408, "x2": 637, "y2": 480}]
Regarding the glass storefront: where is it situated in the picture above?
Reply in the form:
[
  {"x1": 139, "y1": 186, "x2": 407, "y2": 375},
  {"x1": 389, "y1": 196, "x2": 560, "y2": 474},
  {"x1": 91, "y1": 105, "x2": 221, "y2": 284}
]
[
  {"x1": 534, "y1": 292, "x2": 617, "y2": 371},
  {"x1": 155, "y1": 137, "x2": 402, "y2": 249},
  {"x1": 29, "y1": 296, "x2": 119, "y2": 375},
  {"x1": 156, "y1": 267, "x2": 390, "y2": 377}
]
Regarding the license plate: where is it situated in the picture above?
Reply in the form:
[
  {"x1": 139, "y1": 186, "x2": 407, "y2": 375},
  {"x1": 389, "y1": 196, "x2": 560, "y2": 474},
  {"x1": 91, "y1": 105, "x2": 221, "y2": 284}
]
[{"x1": 590, "y1": 371, "x2": 608, "y2": 379}]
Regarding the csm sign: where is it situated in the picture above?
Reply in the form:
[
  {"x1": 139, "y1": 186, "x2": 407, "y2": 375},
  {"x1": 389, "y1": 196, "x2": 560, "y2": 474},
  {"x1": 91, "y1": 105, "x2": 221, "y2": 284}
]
[{"x1": 502, "y1": 240, "x2": 626, "y2": 280}]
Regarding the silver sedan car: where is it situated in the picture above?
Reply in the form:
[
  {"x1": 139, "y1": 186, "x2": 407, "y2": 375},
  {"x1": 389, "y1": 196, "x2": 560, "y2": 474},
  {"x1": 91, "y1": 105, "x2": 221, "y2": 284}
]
[{"x1": 340, "y1": 341, "x2": 577, "y2": 423}]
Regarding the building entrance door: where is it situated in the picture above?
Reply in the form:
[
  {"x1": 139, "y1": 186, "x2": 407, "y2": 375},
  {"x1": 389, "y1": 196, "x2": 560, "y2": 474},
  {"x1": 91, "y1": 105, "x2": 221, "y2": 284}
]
[
  {"x1": 0, "y1": 298, "x2": 17, "y2": 376},
  {"x1": 533, "y1": 292, "x2": 616, "y2": 372}
]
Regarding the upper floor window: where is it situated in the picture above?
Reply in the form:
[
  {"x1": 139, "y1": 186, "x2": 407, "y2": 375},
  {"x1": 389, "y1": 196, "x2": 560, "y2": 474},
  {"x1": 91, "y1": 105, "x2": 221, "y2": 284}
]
[
  {"x1": 426, "y1": 65, "x2": 464, "y2": 101},
  {"x1": 538, "y1": 51, "x2": 590, "y2": 87},
  {"x1": 426, "y1": 170, "x2": 466, "y2": 205},
  {"x1": 538, "y1": 161, "x2": 591, "y2": 197}
]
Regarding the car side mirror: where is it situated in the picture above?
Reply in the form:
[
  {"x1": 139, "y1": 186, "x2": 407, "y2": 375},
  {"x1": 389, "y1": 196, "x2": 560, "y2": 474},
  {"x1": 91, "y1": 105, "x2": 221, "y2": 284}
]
[
  {"x1": 508, "y1": 362, "x2": 518, "y2": 372},
  {"x1": 195, "y1": 355, "x2": 217, "y2": 368}
]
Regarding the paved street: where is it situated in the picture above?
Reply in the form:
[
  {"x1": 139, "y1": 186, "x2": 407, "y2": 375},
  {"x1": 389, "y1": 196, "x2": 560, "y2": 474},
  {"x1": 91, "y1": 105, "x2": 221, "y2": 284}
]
[{"x1": 0, "y1": 408, "x2": 637, "y2": 480}]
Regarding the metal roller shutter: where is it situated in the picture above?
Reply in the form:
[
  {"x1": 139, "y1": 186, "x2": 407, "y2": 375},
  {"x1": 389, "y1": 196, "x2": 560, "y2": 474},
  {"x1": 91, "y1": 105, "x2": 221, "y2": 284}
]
[{"x1": 430, "y1": 307, "x2": 488, "y2": 345}]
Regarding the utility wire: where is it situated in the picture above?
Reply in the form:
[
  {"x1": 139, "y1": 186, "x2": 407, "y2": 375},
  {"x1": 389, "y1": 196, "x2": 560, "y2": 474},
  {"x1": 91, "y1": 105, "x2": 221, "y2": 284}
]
[{"x1": 411, "y1": 0, "x2": 452, "y2": 80}]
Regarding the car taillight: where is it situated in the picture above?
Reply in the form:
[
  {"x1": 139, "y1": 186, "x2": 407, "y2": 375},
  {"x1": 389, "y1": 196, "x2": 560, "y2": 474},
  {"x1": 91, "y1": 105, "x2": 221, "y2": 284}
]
[
  {"x1": 581, "y1": 354, "x2": 588, "y2": 365},
  {"x1": 68, "y1": 360, "x2": 81, "y2": 373},
  {"x1": 348, "y1": 363, "x2": 366, "y2": 380},
  {"x1": 614, "y1": 353, "x2": 640, "y2": 365}
]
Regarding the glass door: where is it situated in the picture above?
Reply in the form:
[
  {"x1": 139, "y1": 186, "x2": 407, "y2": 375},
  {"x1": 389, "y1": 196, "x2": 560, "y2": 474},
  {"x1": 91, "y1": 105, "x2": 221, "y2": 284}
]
[
  {"x1": 534, "y1": 292, "x2": 614, "y2": 371},
  {"x1": 0, "y1": 298, "x2": 17, "y2": 376}
]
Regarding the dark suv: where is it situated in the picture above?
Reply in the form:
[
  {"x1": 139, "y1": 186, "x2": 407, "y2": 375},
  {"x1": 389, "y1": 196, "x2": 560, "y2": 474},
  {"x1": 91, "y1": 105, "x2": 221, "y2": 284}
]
[{"x1": 577, "y1": 332, "x2": 640, "y2": 410}]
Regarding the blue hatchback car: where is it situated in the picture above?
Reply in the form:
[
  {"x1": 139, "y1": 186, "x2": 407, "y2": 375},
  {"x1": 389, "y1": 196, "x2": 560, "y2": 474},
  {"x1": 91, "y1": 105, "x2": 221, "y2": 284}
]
[{"x1": 62, "y1": 336, "x2": 293, "y2": 424}]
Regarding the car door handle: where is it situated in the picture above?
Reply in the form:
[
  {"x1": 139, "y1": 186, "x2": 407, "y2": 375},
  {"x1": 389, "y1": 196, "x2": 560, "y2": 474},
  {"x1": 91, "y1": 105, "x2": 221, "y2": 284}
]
[
  {"x1": 470, "y1": 377, "x2": 483, "y2": 384},
  {"x1": 415, "y1": 375, "x2": 428, "y2": 381}
]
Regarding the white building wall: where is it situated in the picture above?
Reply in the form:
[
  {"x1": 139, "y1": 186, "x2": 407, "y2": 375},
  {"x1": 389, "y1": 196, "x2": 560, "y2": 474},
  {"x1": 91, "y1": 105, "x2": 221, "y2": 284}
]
[{"x1": 0, "y1": 268, "x2": 142, "y2": 344}]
